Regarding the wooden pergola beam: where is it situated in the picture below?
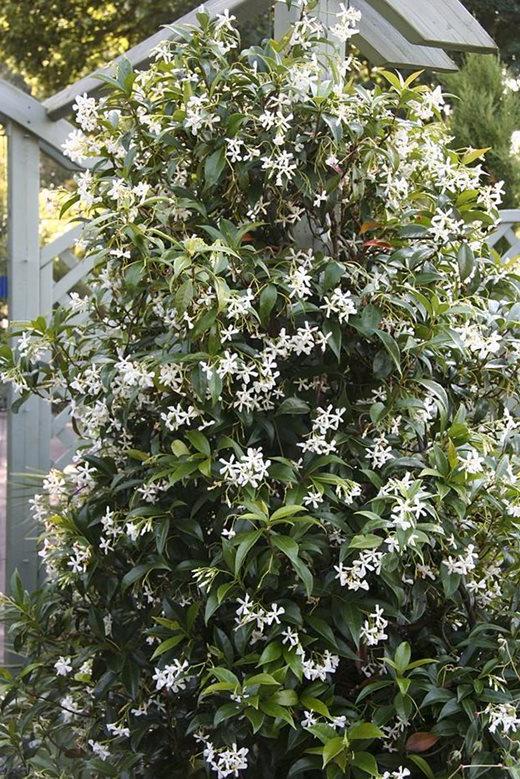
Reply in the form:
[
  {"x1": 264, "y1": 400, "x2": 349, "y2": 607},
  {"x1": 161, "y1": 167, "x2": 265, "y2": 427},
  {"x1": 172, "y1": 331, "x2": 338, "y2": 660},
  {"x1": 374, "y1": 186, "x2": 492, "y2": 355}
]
[
  {"x1": 366, "y1": 0, "x2": 497, "y2": 53},
  {"x1": 355, "y1": 0, "x2": 457, "y2": 72},
  {"x1": 274, "y1": 0, "x2": 457, "y2": 72},
  {"x1": 43, "y1": 0, "x2": 272, "y2": 121},
  {"x1": 0, "y1": 80, "x2": 85, "y2": 169},
  {"x1": 44, "y1": 0, "x2": 495, "y2": 121}
]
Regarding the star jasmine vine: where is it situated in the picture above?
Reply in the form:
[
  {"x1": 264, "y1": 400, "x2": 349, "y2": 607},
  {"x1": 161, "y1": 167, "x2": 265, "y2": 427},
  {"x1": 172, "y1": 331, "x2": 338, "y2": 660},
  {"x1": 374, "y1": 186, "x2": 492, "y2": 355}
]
[{"x1": 1, "y1": 4, "x2": 520, "y2": 777}]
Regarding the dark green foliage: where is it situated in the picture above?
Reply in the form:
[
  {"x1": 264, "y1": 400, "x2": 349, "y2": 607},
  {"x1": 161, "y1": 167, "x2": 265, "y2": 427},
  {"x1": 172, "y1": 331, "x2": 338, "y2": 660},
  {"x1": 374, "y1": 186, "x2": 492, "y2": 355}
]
[
  {"x1": 443, "y1": 54, "x2": 520, "y2": 207},
  {"x1": 463, "y1": 0, "x2": 520, "y2": 71}
]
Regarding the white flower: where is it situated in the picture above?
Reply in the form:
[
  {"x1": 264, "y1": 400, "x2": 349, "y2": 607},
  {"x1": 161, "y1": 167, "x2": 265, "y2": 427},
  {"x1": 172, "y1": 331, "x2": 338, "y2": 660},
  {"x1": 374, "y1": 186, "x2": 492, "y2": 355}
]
[
  {"x1": 219, "y1": 447, "x2": 271, "y2": 489},
  {"x1": 161, "y1": 403, "x2": 200, "y2": 432},
  {"x1": 264, "y1": 603, "x2": 285, "y2": 625},
  {"x1": 62, "y1": 129, "x2": 88, "y2": 163},
  {"x1": 54, "y1": 656, "x2": 73, "y2": 676},
  {"x1": 88, "y1": 739, "x2": 111, "y2": 761},
  {"x1": 313, "y1": 189, "x2": 327, "y2": 206},
  {"x1": 443, "y1": 544, "x2": 478, "y2": 576},
  {"x1": 72, "y1": 92, "x2": 99, "y2": 131},
  {"x1": 282, "y1": 627, "x2": 300, "y2": 647},
  {"x1": 511, "y1": 130, "x2": 520, "y2": 156},
  {"x1": 366, "y1": 433, "x2": 393, "y2": 468},
  {"x1": 301, "y1": 710, "x2": 317, "y2": 728},
  {"x1": 360, "y1": 605, "x2": 388, "y2": 646},
  {"x1": 330, "y1": 3, "x2": 361, "y2": 42},
  {"x1": 153, "y1": 659, "x2": 191, "y2": 693},
  {"x1": 485, "y1": 702, "x2": 520, "y2": 734},
  {"x1": 429, "y1": 209, "x2": 464, "y2": 243},
  {"x1": 201, "y1": 737, "x2": 249, "y2": 778},
  {"x1": 261, "y1": 150, "x2": 298, "y2": 186},
  {"x1": 60, "y1": 694, "x2": 81, "y2": 723},
  {"x1": 107, "y1": 722, "x2": 130, "y2": 738},
  {"x1": 321, "y1": 287, "x2": 357, "y2": 324},
  {"x1": 382, "y1": 769, "x2": 411, "y2": 779},
  {"x1": 303, "y1": 489, "x2": 323, "y2": 509},
  {"x1": 334, "y1": 550, "x2": 384, "y2": 591},
  {"x1": 462, "y1": 448, "x2": 485, "y2": 475}
]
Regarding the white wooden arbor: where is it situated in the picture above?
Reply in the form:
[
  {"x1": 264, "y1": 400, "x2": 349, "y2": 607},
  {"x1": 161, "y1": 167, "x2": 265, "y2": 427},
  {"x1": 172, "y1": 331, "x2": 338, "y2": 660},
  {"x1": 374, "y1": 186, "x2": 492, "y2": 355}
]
[{"x1": 0, "y1": 0, "x2": 511, "y2": 594}]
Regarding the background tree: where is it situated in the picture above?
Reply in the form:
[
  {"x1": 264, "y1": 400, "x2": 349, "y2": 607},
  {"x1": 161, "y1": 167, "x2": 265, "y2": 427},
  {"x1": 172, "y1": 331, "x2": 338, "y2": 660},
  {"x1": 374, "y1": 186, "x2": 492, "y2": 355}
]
[
  {"x1": 462, "y1": 1, "x2": 520, "y2": 71},
  {"x1": 0, "y1": 0, "x2": 270, "y2": 96},
  {"x1": 442, "y1": 54, "x2": 520, "y2": 208}
]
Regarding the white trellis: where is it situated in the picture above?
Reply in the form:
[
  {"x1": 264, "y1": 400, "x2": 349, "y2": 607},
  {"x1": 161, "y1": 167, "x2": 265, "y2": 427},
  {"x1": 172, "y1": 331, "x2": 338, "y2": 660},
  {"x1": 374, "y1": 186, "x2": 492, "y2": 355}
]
[{"x1": 0, "y1": 0, "x2": 501, "y2": 593}]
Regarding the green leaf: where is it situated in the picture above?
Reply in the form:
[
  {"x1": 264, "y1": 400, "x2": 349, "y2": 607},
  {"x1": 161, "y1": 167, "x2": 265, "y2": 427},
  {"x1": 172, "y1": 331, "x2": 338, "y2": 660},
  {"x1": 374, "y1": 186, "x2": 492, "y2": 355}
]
[
  {"x1": 234, "y1": 530, "x2": 262, "y2": 576},
  {"x1": 322, "y1": 737, "x2": 345, "y2": 767},
  {"x1": 348, "y1": 533, "x2": 382, "y2": 550},
  {"x1": 245, "y1": 673, "x2": 280, "y2": 687},
  {"x1": 175, "y1": 278, "x2": 193, "y2": 315},
  {"x1": 457, "y1": 244, "x2": 475, "y2": 282},
  {"x1": 272, "y1": 689, "x2": 299, "y2": 706},
  {"x1": 151, "y1": 633, "x2": 185, "y2": 659},
  {"x1": 185, "y1": 430, "x2": 211, "y2": 456},
  {"x1": 121, "y1": 560, "x2": 170, "y2": 591},
  {"x1": 394, "y1": 642, "x2": 412, "y2": 675},
  {"x1": 270, "y1": 505, "x2": 306, "y2": 521},
  {"x1": 348, "y1": 722, "x2": 383, "y2": 740},
  {"x1": 300, "y1": 695, "x2": 330, "y2": 717},
  {"x1": 214, "y1": 703, "x2": 239, "y2": 726},
  {"x1": 271, "y1": 535, "x2": 314, "y2": 597},
  {"x1": 258, "y1": 642, "x2": 283, "y2": 666},
  {"x1": 375, "y1": 329, "x2": 401, "y2": 374},
  {"x1": 462, "y1": 147, "x2": 490, "y2": 164},
  {"x1": 408, "y1": 754, "x2": 435, "y2": 779},
  {"x1": 259, "y1": 700, "x2": 295, "y2": 727},
  {"x1": 351, "y1": 751, "x2": 379, "y2": 775},
  {"x1": 204, "y1": 147, "x2": 226, "y2": 188},
  {"x1": 259, "y1": 284, "x2": 277, "y2": 323},
  {"x1": 245, "y1": 707, "x2": 265, "y2": 733},
  {"x1": 276, "y1": 398, "x2": 310, "y2": 416},
  {"x1": 272, "y1": 535, "x2": 299, "y2": 563}
]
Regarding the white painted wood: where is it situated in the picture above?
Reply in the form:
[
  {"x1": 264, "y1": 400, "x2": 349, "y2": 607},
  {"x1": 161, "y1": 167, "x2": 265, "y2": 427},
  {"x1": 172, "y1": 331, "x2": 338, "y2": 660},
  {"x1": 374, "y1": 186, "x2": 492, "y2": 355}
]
[
  {"x1": 53, "y1": 254, "x2": 95, "y2": 304},
  {"x1": 366, "y1": 0, "x2": 497, "y2": 53},
  {"x1": 44, "y1": 0, "x2": 273, "y2": 120},
  {"x1": 497, "y1": 209, "x2": 520, "y2": 223},
  {"x1": 40, "y1": 225, "x2": 83, "y2": 269},
  {"x1": 6, "y1": 123, "x2": 51, "y2": 593},
  {"x1": 355, "y1": 0, "x2": 457, "y2": 72},
  {"x1": 276, "y1": 0, "x2": 456, "y2": 72},
  {"x1": 0, "y1": 81, "x2": 84, "y2": 168}
]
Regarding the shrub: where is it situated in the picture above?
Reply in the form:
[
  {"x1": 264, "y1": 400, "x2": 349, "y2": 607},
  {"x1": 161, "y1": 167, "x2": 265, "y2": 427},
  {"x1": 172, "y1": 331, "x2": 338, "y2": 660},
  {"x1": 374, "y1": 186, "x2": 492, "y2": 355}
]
[
  {"x1": 442, "y1": 53, "x2": 520, "y2": 208},
  {"x1": 1, "y1": 7, "x2": 520, "y2": 778}
]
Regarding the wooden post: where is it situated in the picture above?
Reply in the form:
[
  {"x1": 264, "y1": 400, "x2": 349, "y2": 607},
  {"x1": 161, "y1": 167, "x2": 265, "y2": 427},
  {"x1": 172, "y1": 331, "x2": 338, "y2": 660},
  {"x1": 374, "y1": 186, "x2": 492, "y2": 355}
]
[{"x1": 6, "y1": 122, "x2": 51, "y2": 594}]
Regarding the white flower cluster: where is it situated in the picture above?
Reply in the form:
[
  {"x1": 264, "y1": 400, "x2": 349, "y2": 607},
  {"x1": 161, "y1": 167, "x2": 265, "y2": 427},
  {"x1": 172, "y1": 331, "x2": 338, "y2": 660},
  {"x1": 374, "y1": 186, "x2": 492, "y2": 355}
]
[
  {"x1": 199, "y1": 737, "x2": 249, "y2": 779},
  {"x1": 235, "y1": 595, "x2": 285, "y2": 639},
  {"x1": 334, "y1": 549, "x2": 384, "y2": 591},
  {"x1": 299, "y1": 404, "x2": 346, "y2": 455},
  {"x1": 330, "y1": 3, "x2": 362, "y2": 42},
  {"x1": 485, "y1": 702, "x2": 520, "y2": 735},
  {"x1": 219, "y1": 447, "x2": 271, "y2": 489},
  {"x1": 321, "y1": 287, "x2": 357, "y2": 324},
  {"x1": 360, "y1": 605, "x2": 388, "y2": 646},
  {"x1": 442, "y1": 544, "x2": 478, "y2": 576},
  {"x1": 152, "y1": 659, "x2": 191, "y2": 693},
  {"x1": 382, "y1": 769, "x2": 410, "y2": 779}
]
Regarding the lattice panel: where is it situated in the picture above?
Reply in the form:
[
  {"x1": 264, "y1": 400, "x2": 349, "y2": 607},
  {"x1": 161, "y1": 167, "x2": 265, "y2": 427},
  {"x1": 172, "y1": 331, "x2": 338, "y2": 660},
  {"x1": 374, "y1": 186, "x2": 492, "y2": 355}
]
[
  {"x1": 487, "y1": 209, "x2": 520, "y2": 262},
  {"x1": 40, "y1": 225, "x2": 92, "y2": 469}
]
